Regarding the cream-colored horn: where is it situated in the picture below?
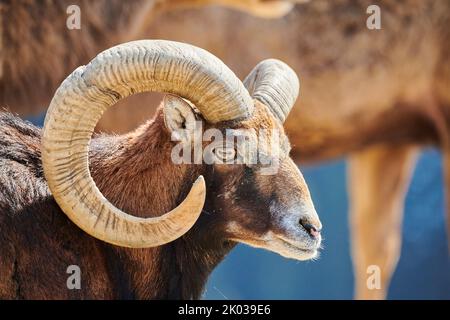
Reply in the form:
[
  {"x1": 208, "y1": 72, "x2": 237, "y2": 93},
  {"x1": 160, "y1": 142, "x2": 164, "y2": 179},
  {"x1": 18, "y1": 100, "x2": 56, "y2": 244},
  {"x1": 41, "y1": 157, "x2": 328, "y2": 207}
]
[
  {"x1": 42, "y1": 40, "x2": 253, "y2": 248},
  {"x1": 244, "y1": 59, "x2": 299, "y2": 123}
]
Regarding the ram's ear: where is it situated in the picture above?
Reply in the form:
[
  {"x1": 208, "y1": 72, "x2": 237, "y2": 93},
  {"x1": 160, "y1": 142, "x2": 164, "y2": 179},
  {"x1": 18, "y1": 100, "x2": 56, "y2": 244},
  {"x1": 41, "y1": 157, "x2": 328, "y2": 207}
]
[{"x1": 163, "y1": 94, "x2": 197, "y2": 141}]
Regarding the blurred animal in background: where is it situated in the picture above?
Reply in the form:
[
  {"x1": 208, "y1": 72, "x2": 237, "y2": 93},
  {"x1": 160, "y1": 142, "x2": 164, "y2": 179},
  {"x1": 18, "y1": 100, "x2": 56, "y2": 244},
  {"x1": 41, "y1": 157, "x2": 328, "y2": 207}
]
[
  {"x1": 1, "y1": 0, "x2": 449, "y2": 299},
  {"x1": 0, "y1": 40, "x2": 322, "y2": 299}
]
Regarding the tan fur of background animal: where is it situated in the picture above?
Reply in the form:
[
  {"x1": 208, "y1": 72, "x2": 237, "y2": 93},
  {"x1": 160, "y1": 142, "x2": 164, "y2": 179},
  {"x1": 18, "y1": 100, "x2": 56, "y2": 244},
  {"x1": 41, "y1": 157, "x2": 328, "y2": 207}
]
[{"x1": 0, "y1": 0, "x2": 295, "y2": 116}]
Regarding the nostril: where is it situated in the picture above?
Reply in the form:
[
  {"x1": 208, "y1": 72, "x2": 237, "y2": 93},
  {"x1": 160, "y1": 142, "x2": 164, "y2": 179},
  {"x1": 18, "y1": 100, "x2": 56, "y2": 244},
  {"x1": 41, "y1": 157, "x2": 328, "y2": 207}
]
[{"x1": 299, "y1": 219, "x2": 321, "y2": 238}]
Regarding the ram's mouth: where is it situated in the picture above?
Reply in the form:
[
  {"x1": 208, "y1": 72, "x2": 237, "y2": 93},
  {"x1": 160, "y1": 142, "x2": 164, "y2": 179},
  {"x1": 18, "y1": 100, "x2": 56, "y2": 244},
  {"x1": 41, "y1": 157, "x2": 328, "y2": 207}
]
[
  {"x1": 231, "y1": 231, "x2": 320, "y2": 261},
  {"x1": 273, "y1": 235, "x2": 320, "y2": 260}
]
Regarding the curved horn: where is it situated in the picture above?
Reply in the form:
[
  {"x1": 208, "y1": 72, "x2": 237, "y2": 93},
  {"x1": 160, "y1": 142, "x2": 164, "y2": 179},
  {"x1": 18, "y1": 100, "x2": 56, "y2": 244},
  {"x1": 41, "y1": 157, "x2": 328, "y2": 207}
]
[
  {"x1": 244, "y1": 59, "x2": 299, "y2": 123},
  {"x1": 42, "y1": 40, "x2": 253, "y2": 248}
]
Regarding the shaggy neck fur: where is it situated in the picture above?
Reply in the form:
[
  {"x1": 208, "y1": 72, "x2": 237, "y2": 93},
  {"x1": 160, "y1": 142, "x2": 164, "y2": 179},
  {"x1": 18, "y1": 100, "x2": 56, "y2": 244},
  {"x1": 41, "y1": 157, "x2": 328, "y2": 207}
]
[{"x1": 89, "y1": 109, "x2": 233, "y2": 299}]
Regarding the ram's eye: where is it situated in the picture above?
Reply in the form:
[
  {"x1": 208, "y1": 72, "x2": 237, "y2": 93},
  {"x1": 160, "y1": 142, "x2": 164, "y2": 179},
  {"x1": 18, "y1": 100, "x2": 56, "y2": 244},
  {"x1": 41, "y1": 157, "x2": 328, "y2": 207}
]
[{"x1": 214, "y1": 146, "x2": 236, "y2": 163}]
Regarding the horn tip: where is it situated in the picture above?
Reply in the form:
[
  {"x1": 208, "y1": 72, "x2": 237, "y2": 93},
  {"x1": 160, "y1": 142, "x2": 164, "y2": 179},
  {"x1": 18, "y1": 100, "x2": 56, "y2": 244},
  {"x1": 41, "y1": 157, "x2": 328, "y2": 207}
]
[
  {"x1": 193, "y1": 175, "x2": 206, "y2": 201},
  {"x1": 193, "y1": 175, "x2": 206, "y2": 188}
]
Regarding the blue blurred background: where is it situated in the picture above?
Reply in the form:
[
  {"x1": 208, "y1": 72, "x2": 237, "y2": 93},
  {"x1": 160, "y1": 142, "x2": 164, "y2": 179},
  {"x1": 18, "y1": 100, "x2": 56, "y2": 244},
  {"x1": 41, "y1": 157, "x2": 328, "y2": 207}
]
[{"x1": 28, "y1": 114, "x2": 450, "y2": 299}]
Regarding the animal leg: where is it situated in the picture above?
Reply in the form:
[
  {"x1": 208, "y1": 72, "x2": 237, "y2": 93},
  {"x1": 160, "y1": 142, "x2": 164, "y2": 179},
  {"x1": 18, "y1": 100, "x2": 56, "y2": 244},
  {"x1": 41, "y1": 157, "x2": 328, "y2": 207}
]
[
  {"x1": 348, "y1": 145, "x2": 418, "y2": 299},
  {"x1": 444, "y1": 147, "x2": 450, "y2": 249}
]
